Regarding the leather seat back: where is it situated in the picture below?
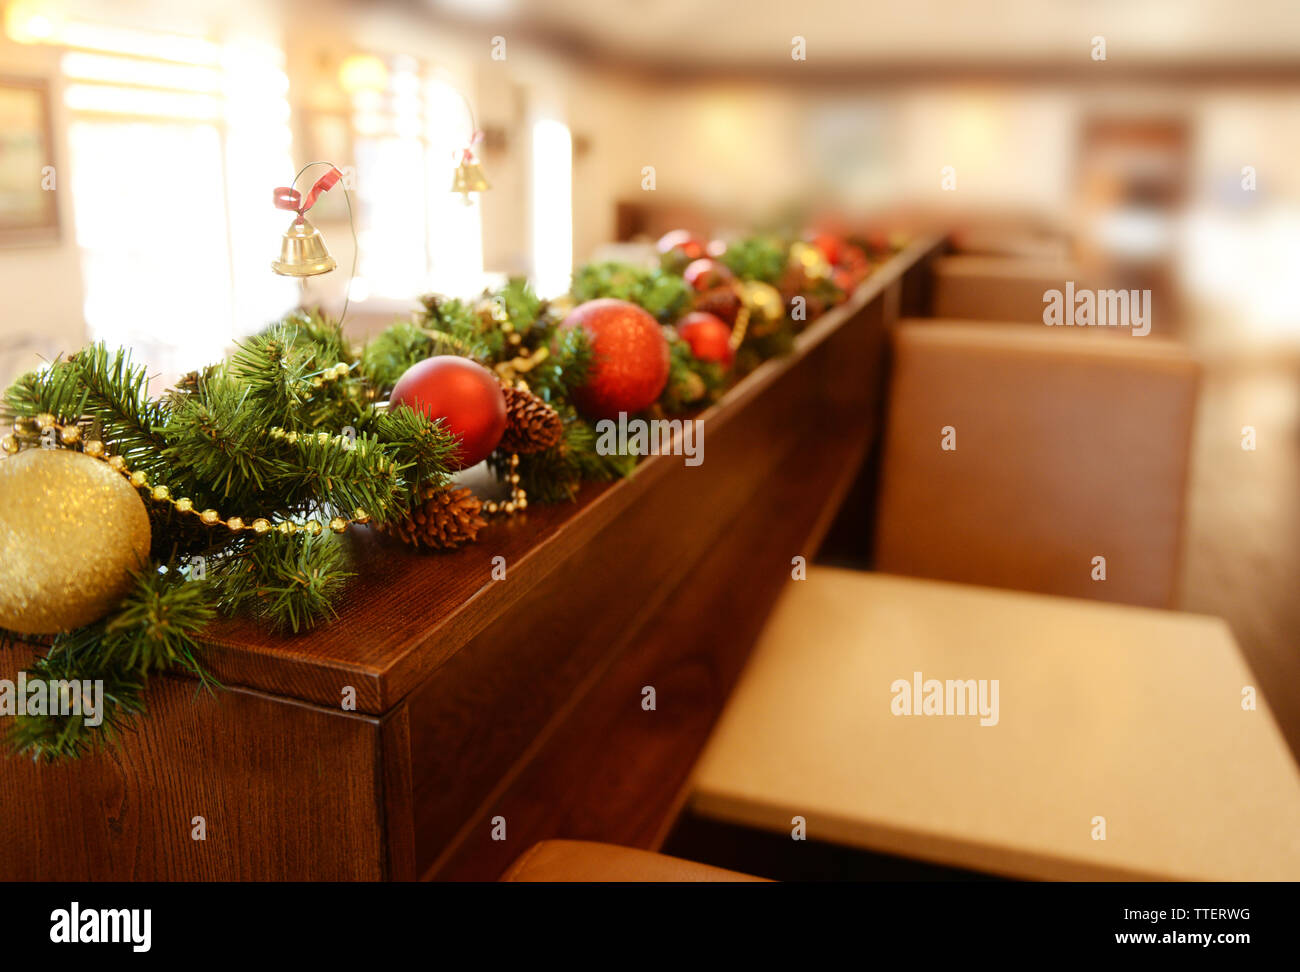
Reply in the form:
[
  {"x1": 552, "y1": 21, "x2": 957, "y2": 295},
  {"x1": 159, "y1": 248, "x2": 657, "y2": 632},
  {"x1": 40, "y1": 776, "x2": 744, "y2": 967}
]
[
  {"x1": 932, "y1": 255, "x2": 1091, "y2": 323},
  {"x1": 874, "y1": 321, "x2": 1199, "y2": 608}
]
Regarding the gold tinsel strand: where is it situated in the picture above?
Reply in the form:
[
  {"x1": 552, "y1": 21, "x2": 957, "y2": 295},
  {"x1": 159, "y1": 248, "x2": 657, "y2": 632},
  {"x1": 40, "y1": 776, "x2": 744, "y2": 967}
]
[{"x1": 2, "y1": 416, "x2": 370, "y2": 540}]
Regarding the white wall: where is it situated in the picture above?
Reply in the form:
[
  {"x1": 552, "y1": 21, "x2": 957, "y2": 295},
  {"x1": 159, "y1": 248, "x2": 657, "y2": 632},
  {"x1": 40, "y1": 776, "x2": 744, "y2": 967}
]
[{"x1": 0, "y1": 36, "x2": 86, "y2": 385}]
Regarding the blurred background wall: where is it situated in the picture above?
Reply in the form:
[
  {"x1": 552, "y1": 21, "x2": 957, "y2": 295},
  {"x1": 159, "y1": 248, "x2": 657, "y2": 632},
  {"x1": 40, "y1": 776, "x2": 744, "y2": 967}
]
[{"x1": 2, "y1": 0, "x2": 1299, "y2": 383}]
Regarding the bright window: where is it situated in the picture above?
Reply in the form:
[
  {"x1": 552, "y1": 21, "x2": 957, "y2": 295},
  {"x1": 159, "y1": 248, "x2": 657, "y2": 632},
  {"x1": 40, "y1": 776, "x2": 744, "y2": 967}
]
[
  {"x1": 350, "y1": 58, "x2": 485, "y2": 298},
  {"x1": 58, "y1": 22, "x2": 295, "y2": 376},
  {"x1": 531, "y1": 117, "x2": 572, "y2": 299}
]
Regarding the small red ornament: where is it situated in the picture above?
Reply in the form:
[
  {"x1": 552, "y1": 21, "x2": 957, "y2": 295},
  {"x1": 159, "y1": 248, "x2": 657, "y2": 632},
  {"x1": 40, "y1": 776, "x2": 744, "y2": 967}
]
[
  {"x1": 389, "y1": 356, "x2": 507, "y2": 470},
  {"x1": 683, "y1": 258, "x2": 734, "y2": 292},
  {"x1": 677, "y1": 311, "x2": 734, "y2": 367},
  {"x1": 656, "y1": 229, "x2": 707, "y2": 262},
  {"x1": 832, "y1": 244, "x2": 872, "y2": 292},
  {"x1": 809, "y1": 233, "x2": 843, "y2": 266},
  {"x1": 561, "y1": 298, "x2": 670, "y2": 419}
]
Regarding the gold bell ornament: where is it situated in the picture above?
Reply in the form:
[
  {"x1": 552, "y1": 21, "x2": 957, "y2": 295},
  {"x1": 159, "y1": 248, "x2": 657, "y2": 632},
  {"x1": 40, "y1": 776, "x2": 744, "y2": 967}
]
[
  {"x1": 272, "y1": 217, "x2": 336, "y2": 277},
  {"x1": 451, "y1": 131, "x2": 490, "y2": 205},
  {"x1": 271, "y1": 164, "x2": 347, "y2": 278}
]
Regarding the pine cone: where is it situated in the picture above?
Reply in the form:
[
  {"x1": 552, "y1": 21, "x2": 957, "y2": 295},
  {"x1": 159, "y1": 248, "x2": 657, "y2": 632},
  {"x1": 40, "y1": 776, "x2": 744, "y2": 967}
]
[
  {"x1": 383, "y1": 485, "x2": 487, "y2": 550},
  {"x1": 694, "y1": 285, "x2": 740, "y2": 326},
  {"x1": 499, "y1": 385, "x2": 563, "y2": 454}
]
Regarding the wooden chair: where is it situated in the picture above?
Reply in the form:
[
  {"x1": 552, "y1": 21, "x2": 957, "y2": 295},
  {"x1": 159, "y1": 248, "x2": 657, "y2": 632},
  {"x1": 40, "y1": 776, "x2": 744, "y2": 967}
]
[{"x1": 501, "y1": 840, "x2": 766, "y2": 882}]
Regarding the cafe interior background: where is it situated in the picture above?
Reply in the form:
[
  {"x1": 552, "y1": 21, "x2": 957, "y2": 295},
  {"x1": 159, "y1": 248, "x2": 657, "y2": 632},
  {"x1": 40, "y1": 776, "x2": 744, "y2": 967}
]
[{"x1": 1, "y1": 0, "x2": 1299, "y2": 882}]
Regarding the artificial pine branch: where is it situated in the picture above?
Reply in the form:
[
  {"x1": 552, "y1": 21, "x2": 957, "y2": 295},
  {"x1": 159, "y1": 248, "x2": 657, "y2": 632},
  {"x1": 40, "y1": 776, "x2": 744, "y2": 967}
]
[
  {"x1": 275, "y1": 307, "x2": 351, "y2": 366},
  {"x1": 360, "y1": 320, "x2": 435, "y2": 392},
  {"x1": 210, "y1": 531, "x2": 351, "y2": 634},
  {"x1": 659, "y1": 338, "x2": 726, "y2": 413},
  {"x1": 277, "y1": 428, "x2": 406, "y2": 521},
  {"x1": 226, "y1": 330, "x2": 315, "y2": 421},
  {"x1": 719, "y1": 235, "x2": 786, "y2": 284},
  {"x1": 5, "y1": 640, "x2": 147, "y2": 763},
  {"x1": 4, "y1": 567, "x2": 214, "y2": 762},
  {"x1": 161, "y1": 373, "x2": 286, "y2": 501},
  {"x1": 524, "y1": 324, "x2": 590, "y2": 403},
  {"x1": 2, "y1": 345, "x2": 172, "y2": 477},
  {"x1": 571, "y1": 261, "x2": 693, "y2": 322},
  {"x1": 496, "y1": 277, "x2": 542, "y2": 335},
  {"x1": 97, "y1": 566, "x2": 217, "y2": 678},
  {"x1": 362, "y1": 404, "x2": 456, "y2": 503},
  {"x1": 416, "y1": 294, "x2": 498, "y2": 360}
]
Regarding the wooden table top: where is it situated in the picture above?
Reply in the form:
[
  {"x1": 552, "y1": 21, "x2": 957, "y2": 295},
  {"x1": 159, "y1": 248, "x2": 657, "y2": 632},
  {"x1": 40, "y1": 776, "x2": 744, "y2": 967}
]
[
  {"x1": 190, "y1": 239, "x2": 945, "y2": 714},
  {"x1": 689, "y1": 570, "x2": 1300, "y2": 881}
]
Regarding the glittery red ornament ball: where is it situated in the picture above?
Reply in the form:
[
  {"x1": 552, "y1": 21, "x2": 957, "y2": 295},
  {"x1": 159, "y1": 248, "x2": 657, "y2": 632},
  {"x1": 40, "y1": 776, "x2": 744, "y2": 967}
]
[
  {"x1": 561, "y1": 298, "x2": 670, "y2": 419},
  {"x1": 389, "y1": 356, "x2": 507, "y2": 470},
  {"x1": 677, "y1": 311, "x2": 734, "y2": 367}
]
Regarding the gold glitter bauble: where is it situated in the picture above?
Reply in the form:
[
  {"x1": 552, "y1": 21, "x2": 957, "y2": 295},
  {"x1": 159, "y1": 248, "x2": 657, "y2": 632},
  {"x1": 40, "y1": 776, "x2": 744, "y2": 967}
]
[
  {"x1": 789, "y1": 241, "x2": 831, "y2": 281},
  {"x1": 0, "y1": 448, "x2": 152, "y2": 634},
  {"x1": 738, "y1": 280, "x2": 785, "y2": 332}
]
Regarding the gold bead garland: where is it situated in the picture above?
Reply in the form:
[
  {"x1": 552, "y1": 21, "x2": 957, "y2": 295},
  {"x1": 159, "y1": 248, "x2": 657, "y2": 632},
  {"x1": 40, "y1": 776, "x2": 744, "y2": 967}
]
[
  {"x1": 483, "y1": 451, "x2": 527, "y2": 515},
  {"x1": 307, "y1": 361, "x2": 353, "y2": 390},
  {"x1": 3, "y1": 412, "x2": 528, "y2": 537},
  {"x1": 3, "y1": 416, "x2": 370, "y2": 539}
]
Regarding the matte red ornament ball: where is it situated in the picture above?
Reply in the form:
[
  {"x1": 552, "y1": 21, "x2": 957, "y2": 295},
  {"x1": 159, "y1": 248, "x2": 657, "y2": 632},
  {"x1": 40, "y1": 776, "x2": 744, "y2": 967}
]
[
  {"x1": 677, "y1": 311, "x2": 734, "y2": 367},
  {"x1": 561, "y1": 298, "x2": 670, "y2": 419},
  {"x1": 389, "y1": 356, "x2": 507, "y2": 470}
]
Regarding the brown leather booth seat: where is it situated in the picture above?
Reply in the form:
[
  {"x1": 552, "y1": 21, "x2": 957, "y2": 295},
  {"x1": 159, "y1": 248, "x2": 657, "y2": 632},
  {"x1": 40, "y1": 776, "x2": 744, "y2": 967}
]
[
  {"x1": 501, "y1": 840, "x2": 766, "y2": 882},
  {"x1": 932, "y1": 255, "x2": 1092, "y2": 323},
  {"x1": 874, "y1": 322, "x2": 1199, "y2": 608}
]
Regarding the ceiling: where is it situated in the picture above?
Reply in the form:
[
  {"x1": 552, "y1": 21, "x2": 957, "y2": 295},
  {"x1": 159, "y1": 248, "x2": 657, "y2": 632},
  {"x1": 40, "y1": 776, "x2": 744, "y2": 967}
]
[{"x1": 424, "y1": 0, "x2": 1300, "y2": 75}]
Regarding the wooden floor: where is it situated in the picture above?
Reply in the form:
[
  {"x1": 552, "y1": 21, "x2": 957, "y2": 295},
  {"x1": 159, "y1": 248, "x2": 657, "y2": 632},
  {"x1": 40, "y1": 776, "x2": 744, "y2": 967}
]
[{"x1": 1178, "y1": 354, "x2": 1300, "y2": 764}]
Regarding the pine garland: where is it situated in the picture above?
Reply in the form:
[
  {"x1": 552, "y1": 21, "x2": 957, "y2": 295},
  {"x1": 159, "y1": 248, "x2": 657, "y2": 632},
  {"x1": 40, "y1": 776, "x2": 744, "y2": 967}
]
[
  {"x1": 571, "y1": 262, "x2": 694, "y2": 323},
  {"x1": 718, "y1": 234, "x2": 787, "y2": 284}
]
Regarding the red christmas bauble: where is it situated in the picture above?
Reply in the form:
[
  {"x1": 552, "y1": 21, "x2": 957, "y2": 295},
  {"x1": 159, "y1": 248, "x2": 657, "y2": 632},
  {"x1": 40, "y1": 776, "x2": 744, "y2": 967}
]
[
  {"x1": 677, "y1": 311, "x2": 734, "y2": 367},
  {"x1": 809, "y1": 233, "x2": 843, "y2": 266},
  {"x1": 561, "y1": 299, "x2": 670, "y2": 419},
  {"x1": 683, "y1": 258, "x2": 734, "y2": 292},
  {"x1": 389, "y1": 356, "x2": 507, "y2": 470},
  {"x1": 656, "y1": 229, "x2": 707, "y2": 262}
]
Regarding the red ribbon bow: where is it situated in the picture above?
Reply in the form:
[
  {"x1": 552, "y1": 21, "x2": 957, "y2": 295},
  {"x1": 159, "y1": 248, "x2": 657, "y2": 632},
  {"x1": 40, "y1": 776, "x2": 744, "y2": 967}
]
[
  {"x1": 273, "y1": 166, "x2": 342, "y2": 222},
  {"x1": 458, "y1": 130, "x2": 485, "y2": 164}
]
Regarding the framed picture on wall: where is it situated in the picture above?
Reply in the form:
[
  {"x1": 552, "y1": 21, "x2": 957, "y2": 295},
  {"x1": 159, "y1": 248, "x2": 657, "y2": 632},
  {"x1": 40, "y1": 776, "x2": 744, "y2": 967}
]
[{"x1": 0, "y1": 77, "x2": 59, "y2": 246}]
